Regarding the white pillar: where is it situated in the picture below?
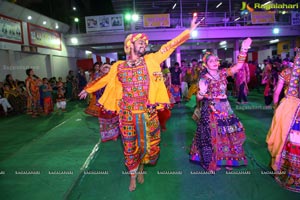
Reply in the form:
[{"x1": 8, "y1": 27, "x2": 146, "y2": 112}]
[{"x1": 48, "y1": 54, "x2": 54, "y2": 78}]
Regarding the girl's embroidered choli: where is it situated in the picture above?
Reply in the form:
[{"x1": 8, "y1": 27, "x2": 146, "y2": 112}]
[{"x1": 204, "y1": 69, "x2": 228, "y2": 99}]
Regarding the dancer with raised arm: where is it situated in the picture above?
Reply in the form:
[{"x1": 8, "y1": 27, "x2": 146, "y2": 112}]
[
  {"x1": 266, "y1": 48, "x2": 300, "y2": 193},
  {"x1": 189, "y1": 38, "x2": 252, "y2": 172},
  {"x1": 79, "y1": 15, "x2": 200, "y2": 191}
]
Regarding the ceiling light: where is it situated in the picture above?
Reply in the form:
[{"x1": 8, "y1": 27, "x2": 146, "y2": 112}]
[
  {"x1": 132, "y1": 14, "x2": 139, "y2": 22},
  {"x1": 74, "y1": 17, "x2": 79, "y2": 22},
  {"x1": 73, "y1": 7, "x2": 76, "y2": 11},
  {"x1": 27, "y1": 16, "x2": 32, "y2": 20},
  {"x1": 172, "y1": 3, "x2": 177, "y2": 10},
  {"x1": 273, "y1": 28, "x2": 279, "y2": 34},
  {"x1": 43, "y1": 21, "x2": 47, "y2": 25},
  {"x1": 71, "y1": 37, "x2": 78, "y2": 44},
  {"x1": 125, "y1": 13, "x2": 131, "y2": 21},
  {"x1": 269, "y1": 39, "x2": 279, "y2": 44},
  {"x1": 219, "y1": 41, "x2": 227, "y2": 46},
  {"x1": 191, "y1": 30, "x2": 198, "y2": 38},
  {"x1": 234, "y1": 17, "x2": 240, "y2": 21},
  {"x1": 216, "y1": 2, "x2": 222, "y2": 8},
  {"x1": 55, "y1": 24, "x2": 59, "y2": 29}
]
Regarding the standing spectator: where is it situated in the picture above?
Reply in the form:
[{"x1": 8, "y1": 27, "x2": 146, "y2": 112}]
[
  {"x1": 77, "y1": 68, "x2": 87, "y2": 92},
  {"x1": 262, "y1": 60, "x2": 276, "y2": 106},
  {"x1": 158, "y1": 61, "x2": 173, "y2": 131},
  {"x1": 85, "y1": 62, "x2": 101, "y2": 117},
  {"x1": 25, "y1": 69, "x2": 41, "y2": 117},
  {"x1": 40, "y1": 78, "x2": 53, "y2": 115},
  {"x1": 180, "y1": 60, "x2": 189, "y2": 100},
  {"x1": 169, "y1": 62, "x2": 182, "y2": 103},
  {"x1": 4, "y1": 74, "x2": 26, "y2": 113},
  {"x1": 186, "y1": 59, "x2": 201, "y2": 101},
  {"x1": 235, "y1": 61, "x2": 250, "y2": 104},
  {"x1": 66, "y1": 70, "x2": 76, "y2": 100},
  {"x1": 56, "y1": 87, "x2": 66, "y2": 112}
]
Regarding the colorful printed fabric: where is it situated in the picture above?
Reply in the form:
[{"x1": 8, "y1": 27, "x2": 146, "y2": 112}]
[
  {"x1": 190, "y1": 68, "x2": 247, "y2": 171},
  {"x1": 170, "y1": 84, "x2": 181, "y2": 103},
  {"x1": 190, "y1": 99, "x2": 247, "y2": 171},
  {"x1": 85, "y1": 72, "x2": 104, "y2": 117},
  {"x1": 235, "y1": 63, "x2": 250, "y2": 96},
  {"x1": 119, "y1": 109, "x2": 160, "y2": 171},
  {"x1": 274, "y1": 103, "x2": 300, "y2": 193},
  {"x1": 186, "y1": 83, "x2": 198, "y2": 100},
  {"x1": 98, "y1": 107, "x2": 120, "y2": 142},
  {"x1": 117, "y1": 59, "x2": 161, "y2": 171},
  {"x1": 43, "y1": 97, "x2": 53, "y2": 114},
  {"x1": 85, "y1": 30, "x2": 192, "y2": 112},
  {"x1": 279, "y1": 67, "x2": 292, "y2": 95},
  {"x1": 26, "y1": 77, "x2": 40, "y2": 115},
  {"x1": 124, "y1": 33, "x2": 149, "y2": 55},
  {"x1": 266, "y1": 50, "x2": 300, "y2": 193},
  {"x1": 85, "y1": 94, "x2": 101, "y2": 117},
  {"x1": 157, "y1": 109, "x2": 171, "y2": 131},
  {"x1": 84, "y1": 29, "x2": 192, "y2": 173},
  {"x1": 204, "y1": 68, "x2": 229, "y2": 99}
]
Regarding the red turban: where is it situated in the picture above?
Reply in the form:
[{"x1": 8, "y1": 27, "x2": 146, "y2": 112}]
[{"x1": 124, "y1": 33, "x2": 149, "y2": 55}]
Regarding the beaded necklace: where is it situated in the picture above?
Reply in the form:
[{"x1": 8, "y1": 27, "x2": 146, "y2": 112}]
[{"x1": 207, "y1": 70, "x2": 220, "y2": 80}]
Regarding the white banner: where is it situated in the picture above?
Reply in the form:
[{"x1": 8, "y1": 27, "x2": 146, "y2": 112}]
[{"x1": 85, "y1": 14, "x2": 124, "y2": 33}]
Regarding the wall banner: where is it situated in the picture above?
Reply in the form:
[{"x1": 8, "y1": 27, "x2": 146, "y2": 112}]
[
  {"x1": 251, "y1": 11, "x2": 275, "y2": 24},
  {"x1": 143, "y1": 14, "x2": 170, "y2": 28},
  {"x1": 0, "y1": 14, "x2": 23, "y2": 44},
  {"x1": 28, "y1": 23, "x2": 61, "y2": 51},
  {"x1": 85, "y1": 14, "x2": 124, "y2": 33}
]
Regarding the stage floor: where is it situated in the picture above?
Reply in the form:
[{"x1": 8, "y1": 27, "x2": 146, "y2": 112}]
[{"x1": 0, "y1": 91, "x2": 299, "y2": 200}]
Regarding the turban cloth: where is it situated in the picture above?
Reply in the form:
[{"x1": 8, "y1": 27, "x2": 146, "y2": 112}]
[
  {"x1": 202, "y1": 52, "x2": 219, "y2": 67},
  {"x1": 124, "y1": 33, "x2": 149, "y2": 55},
  {"x1": 202, "y1": 52, "x2": 213, "y2": 63}
]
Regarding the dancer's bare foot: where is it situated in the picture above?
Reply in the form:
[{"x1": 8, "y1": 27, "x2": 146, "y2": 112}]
[
  {"x1": 137, "y1": 164, "x2": 144, "y2": 184},
  {"x1": 129, "y1": 176, "x2": 136, "y2": 192}
]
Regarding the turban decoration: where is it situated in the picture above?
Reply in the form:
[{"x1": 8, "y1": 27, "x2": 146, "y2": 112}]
[
  {"x1": 124, "y1": 33, "x2": 149, "y2": 55},
  {"x1": 202, "y1": 52, "x2": 213, "y2": 63},
  {"x1": 202, "y1": 52, "x2": 219, "y2": 67}
]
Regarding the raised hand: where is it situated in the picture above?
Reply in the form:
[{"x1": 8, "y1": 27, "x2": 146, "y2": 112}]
[
  {"x1": 241, "y1": 38, "x2": 252, "y2": 52},
  {"x1": 190, "y1": 14, "x2": 201, "y2": 32},
  {"x1": 78, "y1": 90, "x2": 88, "y2": 99}
]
